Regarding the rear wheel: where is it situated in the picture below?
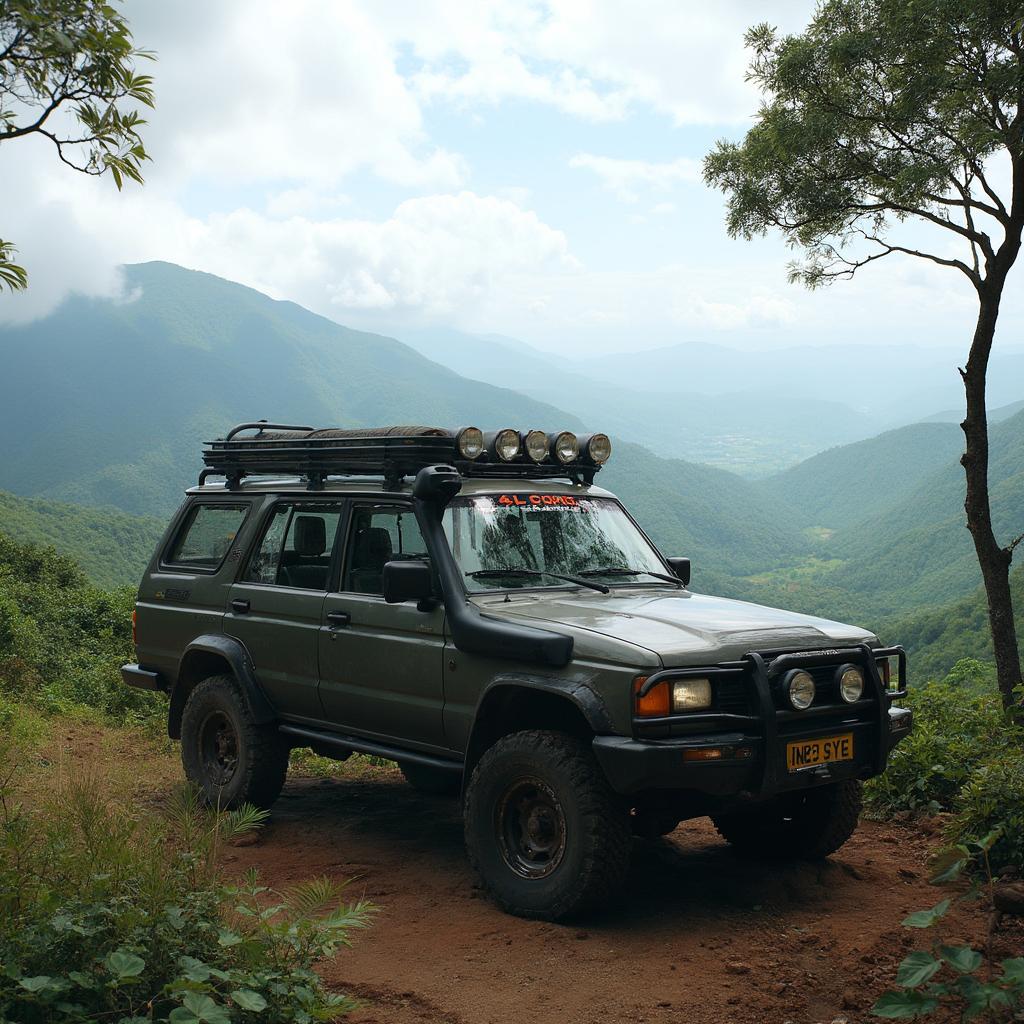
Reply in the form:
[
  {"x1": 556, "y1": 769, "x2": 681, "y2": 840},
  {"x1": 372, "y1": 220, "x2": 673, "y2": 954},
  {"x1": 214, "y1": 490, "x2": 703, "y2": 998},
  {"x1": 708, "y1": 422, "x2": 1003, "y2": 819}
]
[
  {"x1": 180, "y1": 674, "x2": 289, "y2": 810},
  {"x1": 712, "y1": 780, "x2": 863, "y2": 860},
  {"x1": 400, "y1": 760, "x2": 461, "y2": 796},
  {"x1": 463, "y1": 730, "x2": 631, "y2": 920}
]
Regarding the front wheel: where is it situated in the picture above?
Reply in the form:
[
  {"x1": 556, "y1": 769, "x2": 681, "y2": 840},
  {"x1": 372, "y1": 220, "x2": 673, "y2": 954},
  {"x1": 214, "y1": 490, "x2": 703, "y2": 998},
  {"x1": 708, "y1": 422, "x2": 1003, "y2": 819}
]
[
  {"x1": 180, "y1": 674, "x2": 289, "y2": 810},
  {"x1": 463, "y1": 730, "x2": 631, "y2": 921},
  {"x1": 711, "y1": 779, "x2": 863, "y2": 860}
]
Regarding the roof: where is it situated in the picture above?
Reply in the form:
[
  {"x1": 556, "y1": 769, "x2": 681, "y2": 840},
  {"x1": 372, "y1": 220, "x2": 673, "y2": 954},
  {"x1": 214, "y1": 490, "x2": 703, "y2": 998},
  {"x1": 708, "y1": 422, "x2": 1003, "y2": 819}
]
[{"x1": 186, "y1": 476, "x2": 617, "y2": 500}]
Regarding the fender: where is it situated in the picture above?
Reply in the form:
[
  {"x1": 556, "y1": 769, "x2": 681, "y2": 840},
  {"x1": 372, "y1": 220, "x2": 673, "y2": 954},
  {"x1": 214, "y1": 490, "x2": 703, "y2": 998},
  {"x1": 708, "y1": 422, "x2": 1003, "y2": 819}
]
[
  {"x1": 412, "y1": 465, "x2": 574, "y2": 669},
  {"x1": 478, "y1": 673, "x2": 616, "y2": 734},
  {"x1": 462, "y1": 673, "x2": 616, "y2": 780},
  {"x1": 168, "y1": 634, "x2": 276, "y2": 738}
]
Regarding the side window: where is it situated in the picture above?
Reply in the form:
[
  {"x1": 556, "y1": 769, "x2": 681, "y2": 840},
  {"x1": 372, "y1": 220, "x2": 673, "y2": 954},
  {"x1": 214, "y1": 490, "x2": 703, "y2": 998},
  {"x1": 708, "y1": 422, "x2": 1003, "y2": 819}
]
[
  {"x1": 344, "y1": 506, "x2": 427, "y2": 595},
  {"x1": 165, "y1": 503, "x2": 248, "y2": 570},
  {"x1": 242, "y1": 502, "x2": 343, "y2": 590}
]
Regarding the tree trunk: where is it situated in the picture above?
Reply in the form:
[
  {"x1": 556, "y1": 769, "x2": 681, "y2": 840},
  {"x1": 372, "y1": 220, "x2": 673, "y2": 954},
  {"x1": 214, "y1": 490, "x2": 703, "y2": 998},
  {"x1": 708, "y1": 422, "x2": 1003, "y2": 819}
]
[{"x1": 960, "y1": 280, "x2": 1023, "y2": 714}]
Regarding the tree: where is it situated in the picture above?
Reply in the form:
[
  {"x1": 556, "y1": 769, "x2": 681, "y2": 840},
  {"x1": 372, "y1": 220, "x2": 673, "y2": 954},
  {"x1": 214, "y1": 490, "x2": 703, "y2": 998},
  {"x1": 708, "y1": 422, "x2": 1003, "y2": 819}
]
[
  {"x1": 0, "y1": 0, "x2": 153, "y2": 290},
  {"x1": 704, "y1": 0, "x2": 1024, "y2": 713}
]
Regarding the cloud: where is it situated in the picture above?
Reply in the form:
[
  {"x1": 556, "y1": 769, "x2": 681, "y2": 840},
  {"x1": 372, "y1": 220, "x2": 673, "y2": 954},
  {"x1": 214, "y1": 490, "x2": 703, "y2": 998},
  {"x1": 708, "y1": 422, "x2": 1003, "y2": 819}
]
[{"x1": 569, "y1": 153, "x2": 702, "y2": 202}]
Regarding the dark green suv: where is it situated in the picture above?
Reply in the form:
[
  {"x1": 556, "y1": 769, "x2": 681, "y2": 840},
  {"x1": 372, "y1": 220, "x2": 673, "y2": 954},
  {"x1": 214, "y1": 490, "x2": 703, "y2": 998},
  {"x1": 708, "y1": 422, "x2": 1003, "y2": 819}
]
[{"x1": 123, "y1": 422, "x2": 912, "y2": 920}]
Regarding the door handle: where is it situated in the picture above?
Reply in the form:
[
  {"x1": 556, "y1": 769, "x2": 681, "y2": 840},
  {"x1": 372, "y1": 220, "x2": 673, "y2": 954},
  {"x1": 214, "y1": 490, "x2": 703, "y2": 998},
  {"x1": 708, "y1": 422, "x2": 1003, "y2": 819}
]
[
  {"x1": 326, "y1": 610, "x2": 351, "y2": 628},
  {"x1": 230, "y1": 598, "x2": 250, "y2": 614}
]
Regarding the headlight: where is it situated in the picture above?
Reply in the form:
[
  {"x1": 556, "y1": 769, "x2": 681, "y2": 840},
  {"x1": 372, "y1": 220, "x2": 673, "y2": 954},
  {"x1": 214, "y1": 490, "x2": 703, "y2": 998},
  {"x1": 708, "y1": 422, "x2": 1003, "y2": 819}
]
[
  {"x1": 582, "y1": 433, "x2": 612, "y2": 464},
  {"x1": 492, "y1": 428, "x2": 521, "y2": 461},
  {"x1": 837, "y1": 664, "x2": 864, "y2": 703},
  {"x1": 785, "y1": 669, "x2": 816, "y2": 710},
  {"x1": 456, "y1": 426, "x2": 483, "y2": 460},
  {"x1": 672, "y1": 678, "x2": 712, "y2": 712},
  {"x1": 523, "y1": 429, "x2": 548, "y2": 463},
  {"x1": 550, "y1": 431, "x2": 579, "y2": 464}
]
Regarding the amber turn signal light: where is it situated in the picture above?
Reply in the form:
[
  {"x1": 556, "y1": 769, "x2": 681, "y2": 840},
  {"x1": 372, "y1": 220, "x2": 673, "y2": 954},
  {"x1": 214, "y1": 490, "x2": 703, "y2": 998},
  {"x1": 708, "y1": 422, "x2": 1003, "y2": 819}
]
[
  {"x1": 634, "y1": 676, "x2": 669, "y2": 717},
  {"x1": 131, "y1": 608, "x2": 137, "y2": 646}
]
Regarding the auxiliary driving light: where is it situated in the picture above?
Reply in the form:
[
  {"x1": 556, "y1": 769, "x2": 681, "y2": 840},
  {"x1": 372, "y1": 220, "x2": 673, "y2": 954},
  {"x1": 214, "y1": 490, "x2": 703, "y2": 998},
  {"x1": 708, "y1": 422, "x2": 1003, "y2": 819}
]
[
  {"x1": 671, "y1": 678, "x2": 712, "y2": 712},
  {"x1": 492, "y1": 428, "x2": 521, "y2": 461},
  {"x1": 785, "y1": 669, "x2": 816, "y2": 710},
  {"x1": 549, "y1": 431, "x2": 579, "y2": 464},
  {"x1": 456, "y1": 426, "x2": 484, "y2": 460},
  {"x1": 837, "y1": 664, "x2": 865, "y2": 704},
  {"x1": 581, "y1": 433, "x2": 612, "y2": 464},
  {"x1": 524, "y1": 429, "x2": 548, "y2": 463}
]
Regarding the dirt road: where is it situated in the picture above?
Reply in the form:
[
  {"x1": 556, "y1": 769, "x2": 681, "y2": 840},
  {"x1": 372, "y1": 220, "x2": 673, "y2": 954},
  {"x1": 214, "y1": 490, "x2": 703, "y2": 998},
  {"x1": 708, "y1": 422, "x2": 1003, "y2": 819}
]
[{"x1": 224, "y1": 770, "x2": 1020, "y2": 1024}]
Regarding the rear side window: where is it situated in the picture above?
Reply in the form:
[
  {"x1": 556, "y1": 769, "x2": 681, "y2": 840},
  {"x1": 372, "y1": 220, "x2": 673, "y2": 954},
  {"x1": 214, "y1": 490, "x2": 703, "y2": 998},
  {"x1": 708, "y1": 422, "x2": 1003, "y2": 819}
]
[{"x1": 165, "y1": 503, "x2": 249, "y2": 570}]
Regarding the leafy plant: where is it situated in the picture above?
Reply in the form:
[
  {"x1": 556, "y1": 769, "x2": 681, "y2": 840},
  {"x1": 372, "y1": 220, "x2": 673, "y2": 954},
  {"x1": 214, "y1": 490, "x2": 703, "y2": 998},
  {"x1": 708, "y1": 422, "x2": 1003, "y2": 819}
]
[
  {"x1": 0, "y1": 760, "x2": 374, "y2": 1023},
  {"x1": 872, "y1": 832, "x2": 1024, "y2": 1020}
]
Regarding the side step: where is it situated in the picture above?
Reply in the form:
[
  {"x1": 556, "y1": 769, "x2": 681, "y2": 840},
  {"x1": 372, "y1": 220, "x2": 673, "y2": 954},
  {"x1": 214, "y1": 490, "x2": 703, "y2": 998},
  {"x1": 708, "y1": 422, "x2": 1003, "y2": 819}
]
[{"x1": 278, "y1": 723, "x2": 463, "y2": 774}]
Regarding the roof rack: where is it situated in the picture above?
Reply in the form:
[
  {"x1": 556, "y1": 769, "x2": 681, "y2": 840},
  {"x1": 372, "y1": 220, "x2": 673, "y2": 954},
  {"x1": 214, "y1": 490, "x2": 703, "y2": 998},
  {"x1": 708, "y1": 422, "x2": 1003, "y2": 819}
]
[{"x1": 200, "y1": 421, "x2": 605, "y2": 490}]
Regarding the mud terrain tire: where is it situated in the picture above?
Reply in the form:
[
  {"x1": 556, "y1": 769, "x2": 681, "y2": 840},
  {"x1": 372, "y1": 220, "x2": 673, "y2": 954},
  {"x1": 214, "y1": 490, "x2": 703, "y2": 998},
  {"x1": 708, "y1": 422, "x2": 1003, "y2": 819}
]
[
  {"x1": 712, "y1": 780, "x2": 863, "y2": 860},
  {"x1": 464, "y1": 730, "x2": 631, "y2": 921},
  {"x1": 400, "y1": 761, "x2": 461, "y2": 796},
  {"x1": 181, "y1": 674, "x2": 289, "y2": 810}
]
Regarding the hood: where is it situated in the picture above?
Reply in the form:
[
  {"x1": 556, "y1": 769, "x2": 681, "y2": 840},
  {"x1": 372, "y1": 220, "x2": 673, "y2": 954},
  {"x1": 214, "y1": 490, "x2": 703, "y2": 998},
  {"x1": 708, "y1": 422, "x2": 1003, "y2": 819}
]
[{"x1": 471, "y1": 587, "x2": 876, "y2": 668}]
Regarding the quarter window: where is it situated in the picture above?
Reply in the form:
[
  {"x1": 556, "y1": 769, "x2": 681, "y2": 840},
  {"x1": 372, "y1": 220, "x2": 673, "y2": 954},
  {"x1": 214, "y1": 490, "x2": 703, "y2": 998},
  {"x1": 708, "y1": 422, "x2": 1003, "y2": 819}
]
[
  {"x1": 165, "y1": 504, "x2": 249, "y2": 570},
  {"x1": 243, "y1": 503, "x2": 343, "y2": 590}
]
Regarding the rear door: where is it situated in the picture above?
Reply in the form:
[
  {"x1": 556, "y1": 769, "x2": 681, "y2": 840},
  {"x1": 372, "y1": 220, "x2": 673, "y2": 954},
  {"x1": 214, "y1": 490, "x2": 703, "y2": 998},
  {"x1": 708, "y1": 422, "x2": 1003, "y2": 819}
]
[
  {"x1": 318, "y1": 502, "x2": 448, "y2": 749},
  {"x1": 224, "y1": 500, "x2": 345, "y2": 721}
]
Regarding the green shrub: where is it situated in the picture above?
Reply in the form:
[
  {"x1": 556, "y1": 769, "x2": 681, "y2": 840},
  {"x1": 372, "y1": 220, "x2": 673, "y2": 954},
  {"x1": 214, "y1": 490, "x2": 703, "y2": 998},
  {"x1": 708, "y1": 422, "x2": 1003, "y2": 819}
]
[
  {"x1": 946, "y1": 755, "x2": 1024, "y2": 876},
  {"x1": 865, "y1": 661, "x2": 1021, "y2": 815},
  {"x1": 0, "y1": 531, "x2": 165, "y2": 726},
  {"x1": 0, "y1": 775, "x2": 373, "y2": 1023}
]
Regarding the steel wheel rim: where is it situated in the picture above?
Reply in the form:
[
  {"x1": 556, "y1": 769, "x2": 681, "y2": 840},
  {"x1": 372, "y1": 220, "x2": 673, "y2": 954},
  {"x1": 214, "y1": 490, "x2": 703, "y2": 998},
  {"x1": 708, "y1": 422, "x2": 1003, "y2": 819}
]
[
  {"x1": 496, "y1": 776, "x2": 567, "y2": 879},
  {"x1": 199, "y1": 710, "x2": 239, "y2": 786}
]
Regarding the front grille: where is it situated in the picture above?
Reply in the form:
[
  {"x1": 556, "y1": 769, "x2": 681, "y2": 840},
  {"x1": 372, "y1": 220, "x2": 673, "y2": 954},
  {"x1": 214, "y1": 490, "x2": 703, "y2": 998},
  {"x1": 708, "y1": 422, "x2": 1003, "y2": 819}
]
[{"x1": 715, "y1": 677, "x2": 753, "y2": 715}]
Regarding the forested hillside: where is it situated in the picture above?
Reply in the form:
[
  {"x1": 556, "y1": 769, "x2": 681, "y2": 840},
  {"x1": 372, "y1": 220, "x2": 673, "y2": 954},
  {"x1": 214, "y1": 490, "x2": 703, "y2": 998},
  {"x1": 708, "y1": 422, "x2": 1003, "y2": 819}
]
[{"x1": 0, "y1": 491, "x2": 162, "y2": 588}]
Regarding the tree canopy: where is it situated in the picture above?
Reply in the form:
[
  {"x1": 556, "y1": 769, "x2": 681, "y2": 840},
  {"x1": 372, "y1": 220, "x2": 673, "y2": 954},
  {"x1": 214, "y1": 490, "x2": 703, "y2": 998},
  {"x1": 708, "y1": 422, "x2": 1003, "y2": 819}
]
[
  {"x1": 0, "y1": 0, "x2": 153, "y2": 289},
  {"x1": 704, "y1": 0, "x2": 1024, "y2": 291}
]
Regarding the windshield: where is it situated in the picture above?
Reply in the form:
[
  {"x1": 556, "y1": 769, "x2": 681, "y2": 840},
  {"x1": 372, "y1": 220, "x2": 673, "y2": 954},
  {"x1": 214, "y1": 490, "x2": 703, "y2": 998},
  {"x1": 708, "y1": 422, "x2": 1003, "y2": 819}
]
[{"x1": 443, "y1": 493, "x2": 669, "y2": 592}]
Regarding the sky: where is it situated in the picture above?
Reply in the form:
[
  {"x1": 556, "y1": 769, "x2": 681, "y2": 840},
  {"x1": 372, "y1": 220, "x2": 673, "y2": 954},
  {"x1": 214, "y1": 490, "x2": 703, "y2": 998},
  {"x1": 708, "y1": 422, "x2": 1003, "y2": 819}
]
[{"x1": 1, "y1": 0, "x2": 1022, "y2": 356}]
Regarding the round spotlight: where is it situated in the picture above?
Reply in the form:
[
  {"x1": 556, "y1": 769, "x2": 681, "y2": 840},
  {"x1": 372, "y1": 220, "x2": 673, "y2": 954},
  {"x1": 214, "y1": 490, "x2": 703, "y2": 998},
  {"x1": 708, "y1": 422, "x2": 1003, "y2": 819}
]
[
  {"x1": 493, "y1": 428, "x2": 521, "y2": 462},
  {"x1": 524, "y1": 429, "x2": 548, "y2": 463},
  {"x1": 785, "y1": 669, "x2": 816, "y2": 710},
  {"x1": 585, "y1": 433, "x2": 612, "y2": 464},
  {"x1": 837, "y1": 664, "x2": 865, "y2": 704},
  {"x1": 550, "y1": 431, "x2": 579, "y2": 464},
  {"x1": 456, "y1": 426, "x2": 484, "y2": 460}
]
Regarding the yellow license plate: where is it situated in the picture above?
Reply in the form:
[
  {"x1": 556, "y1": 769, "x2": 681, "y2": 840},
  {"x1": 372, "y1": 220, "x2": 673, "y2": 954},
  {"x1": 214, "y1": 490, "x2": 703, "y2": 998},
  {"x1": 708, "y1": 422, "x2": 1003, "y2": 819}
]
[{"x1": 786, "y1": 733, "x2": 854, "y2": 772}]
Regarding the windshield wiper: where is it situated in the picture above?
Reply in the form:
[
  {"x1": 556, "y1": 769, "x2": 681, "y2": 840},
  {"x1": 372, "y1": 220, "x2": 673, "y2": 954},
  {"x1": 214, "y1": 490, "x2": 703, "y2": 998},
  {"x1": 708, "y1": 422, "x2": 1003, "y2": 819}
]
[
  {"x1": 466, "y1": 568, "x2": 610, "y2": 594},
  {"x1": 578, "y1": 566, "x2": 684, "y2": 588}
]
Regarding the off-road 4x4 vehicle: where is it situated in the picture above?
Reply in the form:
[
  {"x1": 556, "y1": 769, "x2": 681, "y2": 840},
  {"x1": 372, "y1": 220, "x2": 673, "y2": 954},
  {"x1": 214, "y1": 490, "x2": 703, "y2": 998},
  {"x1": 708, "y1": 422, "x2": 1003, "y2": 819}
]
[{"x1": 124, "y1": 422, "x2": 912, "y2": 920}]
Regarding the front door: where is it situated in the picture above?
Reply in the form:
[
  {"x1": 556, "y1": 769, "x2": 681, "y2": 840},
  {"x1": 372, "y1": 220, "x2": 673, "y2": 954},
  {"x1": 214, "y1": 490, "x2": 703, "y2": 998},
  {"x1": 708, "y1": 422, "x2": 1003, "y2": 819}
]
[
  {"x1": 224, "y1": 500, "x2": 345, "y2": 721},
  {"x1": 318, "y1": 502, "x2": 448, "y2": 750}
]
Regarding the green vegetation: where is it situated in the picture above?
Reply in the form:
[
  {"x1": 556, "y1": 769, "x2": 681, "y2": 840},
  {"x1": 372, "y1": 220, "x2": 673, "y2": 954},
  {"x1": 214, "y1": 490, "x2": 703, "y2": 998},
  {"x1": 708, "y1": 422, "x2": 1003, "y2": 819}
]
[
  {"x1": 0, "y1": 490, "x2": 162, "y2": 588},
  {"x1": 0, "y1": 532, "x2": 157, "y2": 725},
  {"x1": 866, "y1": 661, "x2": 1024, "y2": 876},
  {"x1": 0, "y1": 763, "x2": 372, "y2": 1023}
]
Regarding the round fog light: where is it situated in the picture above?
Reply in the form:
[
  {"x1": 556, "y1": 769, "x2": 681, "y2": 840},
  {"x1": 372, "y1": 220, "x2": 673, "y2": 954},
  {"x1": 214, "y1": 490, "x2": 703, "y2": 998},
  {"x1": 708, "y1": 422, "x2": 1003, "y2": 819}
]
[
  {"x1": 837, "y1": 664, "x2": 865, "y2": 704},
  {"x1": 456, "y1": 426, "x2": 483, "y2": 460},
  {"x1": 493, "y1": 428, "x2": 521, "y2": 461},
  {"x1": 550, "y1": 431, "x2": 579, "y2": 464},
  {"x1": 524, "y1": 429, "x2": 548, "y2": 463},
  {"x1": 585, "y1": 433, "x2": 612, "y2": 464},
  {"x1": 785, "y1": 670, "x2": 816, "y2": 710}
]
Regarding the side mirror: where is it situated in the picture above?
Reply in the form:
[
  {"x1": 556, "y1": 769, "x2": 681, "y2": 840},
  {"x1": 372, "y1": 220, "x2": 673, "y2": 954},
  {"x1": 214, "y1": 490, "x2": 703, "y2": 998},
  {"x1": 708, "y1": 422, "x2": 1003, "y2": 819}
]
[
  {"x1": 666, "y1": 557, "x2": 691, "y2": 587},
  {"x1": 382, "y1": 559, "x2": 434, "y2": 604}
]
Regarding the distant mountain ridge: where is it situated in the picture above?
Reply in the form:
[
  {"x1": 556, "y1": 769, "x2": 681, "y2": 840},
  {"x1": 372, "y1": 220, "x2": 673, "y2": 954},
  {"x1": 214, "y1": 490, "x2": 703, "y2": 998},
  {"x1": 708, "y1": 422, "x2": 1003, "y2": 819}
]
[{"x1": 0, "y1": 261, "x2": 810, "y2": 579}]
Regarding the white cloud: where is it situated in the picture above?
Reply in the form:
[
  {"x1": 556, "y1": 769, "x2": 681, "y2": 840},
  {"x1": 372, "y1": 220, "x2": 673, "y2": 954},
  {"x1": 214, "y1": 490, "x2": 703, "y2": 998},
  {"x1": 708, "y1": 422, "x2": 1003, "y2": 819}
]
[{"x1": 569, "y1": 153, "x2": 702, "y2": 202}]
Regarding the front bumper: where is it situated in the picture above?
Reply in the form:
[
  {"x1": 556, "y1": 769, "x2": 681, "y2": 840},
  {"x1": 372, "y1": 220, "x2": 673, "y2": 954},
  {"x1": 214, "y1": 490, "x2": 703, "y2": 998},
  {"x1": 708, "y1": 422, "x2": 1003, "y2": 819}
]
[{"x1": 593, "y1": 644, "x2": 912, "y2": 798}]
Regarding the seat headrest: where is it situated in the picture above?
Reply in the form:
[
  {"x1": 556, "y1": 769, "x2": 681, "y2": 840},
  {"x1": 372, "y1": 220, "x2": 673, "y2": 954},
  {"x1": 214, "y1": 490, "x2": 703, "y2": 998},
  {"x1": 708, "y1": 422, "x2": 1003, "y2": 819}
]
[
  {"x1": 354, "y1": 526, "x2": 393, "y2": 567},
  {"x1": 293, "y1": 515, "x2": 327, "y2": 556}
]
